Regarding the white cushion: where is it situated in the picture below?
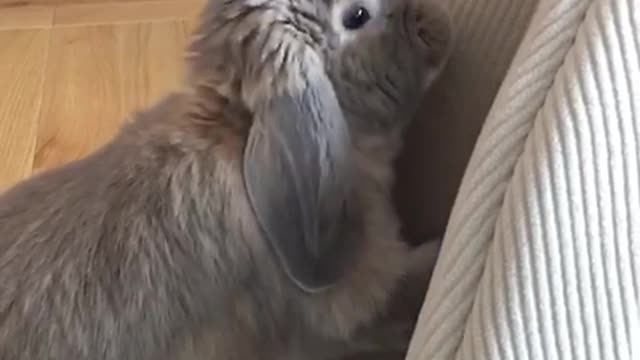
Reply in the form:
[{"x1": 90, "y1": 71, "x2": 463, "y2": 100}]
[{"x1": 407, "y1": 0, "x2": 640, "y2": 358}]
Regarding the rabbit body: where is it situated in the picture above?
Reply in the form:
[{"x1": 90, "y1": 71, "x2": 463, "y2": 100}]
[
  {"x1": 0, "y1": 94, "x2": 404, "y2": 360},
  {"x1": 0, "y1": 0, "x2": 452, "y2": 358}
]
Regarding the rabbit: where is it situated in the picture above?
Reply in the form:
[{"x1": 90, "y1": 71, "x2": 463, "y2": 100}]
[
  {"x1": 336, "y1": 238, "x2": 443, "y2": 359},
  {"x1": 0, "y1": 0, "x2": 452, "y2": 358}
]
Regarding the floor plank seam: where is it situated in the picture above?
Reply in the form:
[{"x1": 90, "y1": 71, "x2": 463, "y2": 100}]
[{"x1": 31, "y1": 26, "x2": 54, "y2": 174}]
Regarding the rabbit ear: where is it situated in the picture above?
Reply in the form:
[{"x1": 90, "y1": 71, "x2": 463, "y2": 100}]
[{"x1": 243, "y1": 69, "x2": 354, "y2": 293}]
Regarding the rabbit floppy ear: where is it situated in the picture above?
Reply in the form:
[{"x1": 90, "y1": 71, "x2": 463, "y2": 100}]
[{"x1": 243, "y1": 68, "x2": 354, "y2": 293}]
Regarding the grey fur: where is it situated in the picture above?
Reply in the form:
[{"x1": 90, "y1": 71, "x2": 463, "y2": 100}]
[
  {"x1": 244, "y1": 67, "x2": 353, "y2": 292},
  {"x1": 0, "y1": 0, "x2": 452, "y2": 358}
]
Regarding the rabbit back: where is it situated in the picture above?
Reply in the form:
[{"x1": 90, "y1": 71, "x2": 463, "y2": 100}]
[{"x1": 0, "y1": 93, "x2": 267, "y2": 360}]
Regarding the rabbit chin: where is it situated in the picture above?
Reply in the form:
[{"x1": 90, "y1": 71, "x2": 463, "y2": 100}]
[{"x1": 419, "y1": 57, "x2": 447, "y2": 91}]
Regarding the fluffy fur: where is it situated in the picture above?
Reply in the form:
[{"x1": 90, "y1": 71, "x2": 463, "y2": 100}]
[{"x1": 0, "y1": 0, "x2": 451, "y2": 358}]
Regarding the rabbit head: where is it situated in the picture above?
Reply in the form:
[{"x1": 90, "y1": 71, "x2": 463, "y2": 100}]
[
  {"x1": 325, "y1": 0, "x2": 452, "y2": 135},
  {"x1": 185, "y1": 0, "x2": 451, "y2": 294},
  {"x1": 187, "y1": 0, "x2": 451, "y2": 132}
]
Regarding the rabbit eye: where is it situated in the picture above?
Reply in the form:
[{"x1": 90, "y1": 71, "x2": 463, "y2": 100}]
[{"x1": 342, "y1": 6, "x2": 371, "y2": 30}]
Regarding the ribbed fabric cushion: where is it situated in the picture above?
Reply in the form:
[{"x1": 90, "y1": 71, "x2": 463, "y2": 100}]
[{"x1": 407, "y1": 0, "x2": 640, "y2": 359}]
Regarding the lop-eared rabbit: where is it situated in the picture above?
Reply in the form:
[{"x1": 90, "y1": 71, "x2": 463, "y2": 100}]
[{"x1": 0, "y1": 0, "x2": 452, "y2": 358}]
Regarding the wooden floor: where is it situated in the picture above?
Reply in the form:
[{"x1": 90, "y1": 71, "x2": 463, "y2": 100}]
[{"x1": 0, "y1": 0, "x2": 203, "y2": 191}]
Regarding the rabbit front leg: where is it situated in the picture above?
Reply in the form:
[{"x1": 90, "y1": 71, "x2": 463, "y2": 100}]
[
  {"x1": 406, "y1": 238, "x2": 442, "y2": 280},
  {"x1": 336, "y1": 239, "x2": 442, "y2": 359}
]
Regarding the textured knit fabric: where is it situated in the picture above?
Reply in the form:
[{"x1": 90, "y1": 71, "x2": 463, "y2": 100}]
[{"x1": 407, "y1": 0, "x2": 640, "y2": 359}]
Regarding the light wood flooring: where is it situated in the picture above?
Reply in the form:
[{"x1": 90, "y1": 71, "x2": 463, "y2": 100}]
[{"x1": 0, "y1": 0, "x2": 204, "y2": 191}]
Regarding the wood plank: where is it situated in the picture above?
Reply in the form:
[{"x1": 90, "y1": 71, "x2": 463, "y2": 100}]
[
  {"x1": 0, "y1": 0, "x2": 170, "y2": 6},
  {"x1": 54, "y1": 0, "x2": 203, "y2": 27},
  {"x1": 34, "y1": 20, "x2": 193, "y2": 172},
  {"x1": 33, "y1": 25, "x2": 124, "y2": 171},
  {"x1": 118, "y1": 20, "x2": 190, "y2": 113},
  {"x1": 0, "y1": 5, "x2": 53, "y2": 29},
  {"x1": 0, "y1": 30, "x2": 49, "y2": 191}
]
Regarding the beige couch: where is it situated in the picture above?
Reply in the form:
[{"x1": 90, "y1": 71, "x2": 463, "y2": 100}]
[{"x1": 402, "y1": 0, "x2": 640, "y2": 358}]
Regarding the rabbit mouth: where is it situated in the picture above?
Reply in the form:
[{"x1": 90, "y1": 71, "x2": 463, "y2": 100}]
[
  {"x1": 399, "y1": 5, "x2": 429, "y2": 58},
  {"x1": 416, "y1": 26, "x2": 434, "y2": 50}
]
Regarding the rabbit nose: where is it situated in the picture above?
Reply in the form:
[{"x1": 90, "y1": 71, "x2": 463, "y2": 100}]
[
  {"x1": 407, "y1": 2, "x2": 452, "y2": 66},
  {"x1": 402, "y1": 6, "x2": 430, "y2": 48},
  {"x1": 408, "y1": 9, "x2": 434, "y2": 49},
  {"x1": 415, "y1": 18, "x2": 431, "y2": 48}
]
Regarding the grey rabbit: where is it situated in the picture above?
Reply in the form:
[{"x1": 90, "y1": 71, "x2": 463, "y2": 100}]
[{"x1": 0, "y1": 0, "x2": 452, "y2": 358}]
